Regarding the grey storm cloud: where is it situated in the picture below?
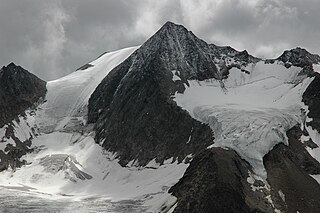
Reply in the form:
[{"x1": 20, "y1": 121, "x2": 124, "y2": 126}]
[{"x1": 0, "y1": 0, "x2": 320, "y2": 80}]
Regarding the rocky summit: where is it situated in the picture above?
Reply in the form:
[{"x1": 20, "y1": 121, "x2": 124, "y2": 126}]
[
  {"x1": 0, "y1": 63, "x2": 46, "y2": 127},
  {"x1": 0, "y1": 63, "x2": 46, "y2": 171},
  {"x1": 1, "y1": 22, "x2": 320, "y2": 213}
]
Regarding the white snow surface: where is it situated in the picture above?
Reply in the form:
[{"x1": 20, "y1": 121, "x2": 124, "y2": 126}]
[
  {"x1": 0, "y1": 132, "x2": 187, "y2": 202},
  {"x1": 38, "y1": 46, "x2": 138, "y2": 133},
  {"x1": 313, "y1": 64, "x2": 320, "y2": 73},
  {"x1": 174, "y1": 61, "x2": 314, "y2": 177},
  {"x1": 171, "y1": 70, "x2": 181, "y2": 81},
  {"x1": 0, "y1": 111, "x2": 38, "y2": 153},
  {"x1": 0, "y1": 46, "x2": 187, "y2": 212}
]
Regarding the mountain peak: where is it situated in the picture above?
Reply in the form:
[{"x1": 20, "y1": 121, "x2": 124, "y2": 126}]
[
  {"x1": 162, "y1": 21, "x2": 178, "y2": 28},
  {"x1": 277, "y1": 47, "x2": 320, "y2": 67},
  {"x1": 0, "y1": 63, "x2": 46, "y2": 127},
  {"x1": 7, "y1": 62, "x2": 17, "y2": 68},
  {"x1": 281, "y1": 47, "x2": 313, "y2": 58},
  {"x1": 1, "y1": 62, "x2": 22, "y2": 73},
  {"x1": 132, "y1": 21, "x2": 219, "y2": 81},
  {"x1": 160, "y1": 21, "x2": 187, "y2": 32},
  {"x1": 150, "y1": 21, "x2": 192, "y2": 42},
  {"x1": 144, "y1": 22, "x2": 259, "y2": 68}
]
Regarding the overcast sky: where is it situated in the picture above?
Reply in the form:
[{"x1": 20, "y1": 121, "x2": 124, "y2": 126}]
[{"x1": 1, "y1": 0, "x2": 320, "y2": 80}]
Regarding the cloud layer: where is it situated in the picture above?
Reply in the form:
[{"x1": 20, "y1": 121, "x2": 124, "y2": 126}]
[{"x1": 1, "y1": 0, "x2": 320, "y2": 80}]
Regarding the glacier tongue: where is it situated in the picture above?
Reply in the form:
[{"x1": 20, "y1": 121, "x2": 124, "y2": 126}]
[
  {"x1": 194, "y1": 106, "x2": 300, "y2": 177},
  {"x1": 174, "y1": 61, "x2": 314, "y2": 177}
]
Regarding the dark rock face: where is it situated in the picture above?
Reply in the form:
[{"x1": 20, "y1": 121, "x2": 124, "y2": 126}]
[
  {"x1": 302, "y1": 72, "x2": 320, "y2": 131},
  {"x1": 76, "y1": 63, "x2": 93, "y2": 71},
  {"x1": 0, "y1": 63, "x2": 47, "y2": 127},
  {"x1": 284, "y1": 125, "x2": 320, "y2": 174},
  {"x1": 0, "y1": 63, "x2": 46, "y2": 171},
  {"x1": 170, "y1": 148, "x2": 273, "y2": 213},
  {"x1": 264, "y1": 125, "x2": 320, "y2": 212}
]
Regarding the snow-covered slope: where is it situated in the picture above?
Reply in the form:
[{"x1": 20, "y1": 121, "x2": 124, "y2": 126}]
[
  {"x1": 0, "y1": 131, "x2": 187, "y2": 210},
  {"x1": 0, "y1": 46, "x2": 188, "y2": 212},
  {"x1": 38, "y1": 46, "x2": 138, "y2": 133}
]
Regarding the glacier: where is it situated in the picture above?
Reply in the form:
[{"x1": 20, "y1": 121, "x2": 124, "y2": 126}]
[{"x1": 174, "y1": 61, "x2": 314, "y2": 177}]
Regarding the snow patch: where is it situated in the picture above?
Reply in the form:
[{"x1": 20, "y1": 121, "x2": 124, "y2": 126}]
[
  {"x1": 278, "y1": 190, "x2": 285, "y2": 202},
  {"x1": 311, "y1": 174, "x2": 320, "y2": 184},
  {"x1": 171, "y1": 70, "x2": 181, "y2": 81},
  {"x1": 313, "y1": 64, "x2": 320, "y2": 73}
]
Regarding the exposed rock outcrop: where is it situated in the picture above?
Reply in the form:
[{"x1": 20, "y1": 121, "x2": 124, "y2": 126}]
[
  {"x1": 263, "y1": 125, "x2": 320, "y2": 212},
  {"x1": 0, "y1": 63, "x2": 46, "y2": 127},
  {"x1": 266, "y1": 47, "x2": 320, "y2": 76},
  {"x1": 0, "y1": 63, "x2": 46, "y2": 171},
  {"x1": 170, "y1": 148, "x2": 274, "y2": 213},
  {"x1": 277, "y1": 47, "x2": 320, "y2": 68},
  {"x1": 302, "y1": 72, "x2": 320, "y2": 131}
]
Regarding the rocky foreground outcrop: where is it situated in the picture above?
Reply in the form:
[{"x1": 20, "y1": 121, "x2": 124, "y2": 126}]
[
  {"x1": 170, "y1": 148, "x2": 272, "y2": 213},
  {"x1": 264, "y1": 125, "x2": 320, "y2": 213}
]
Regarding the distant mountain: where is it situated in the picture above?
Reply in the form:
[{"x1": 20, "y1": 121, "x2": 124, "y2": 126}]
[
  {"x1": 277, "y1": 47, "x2": 320, "y2": 67},
  {"x1": 1, "y1": 22, "x2": 320, "y2": 212}
]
